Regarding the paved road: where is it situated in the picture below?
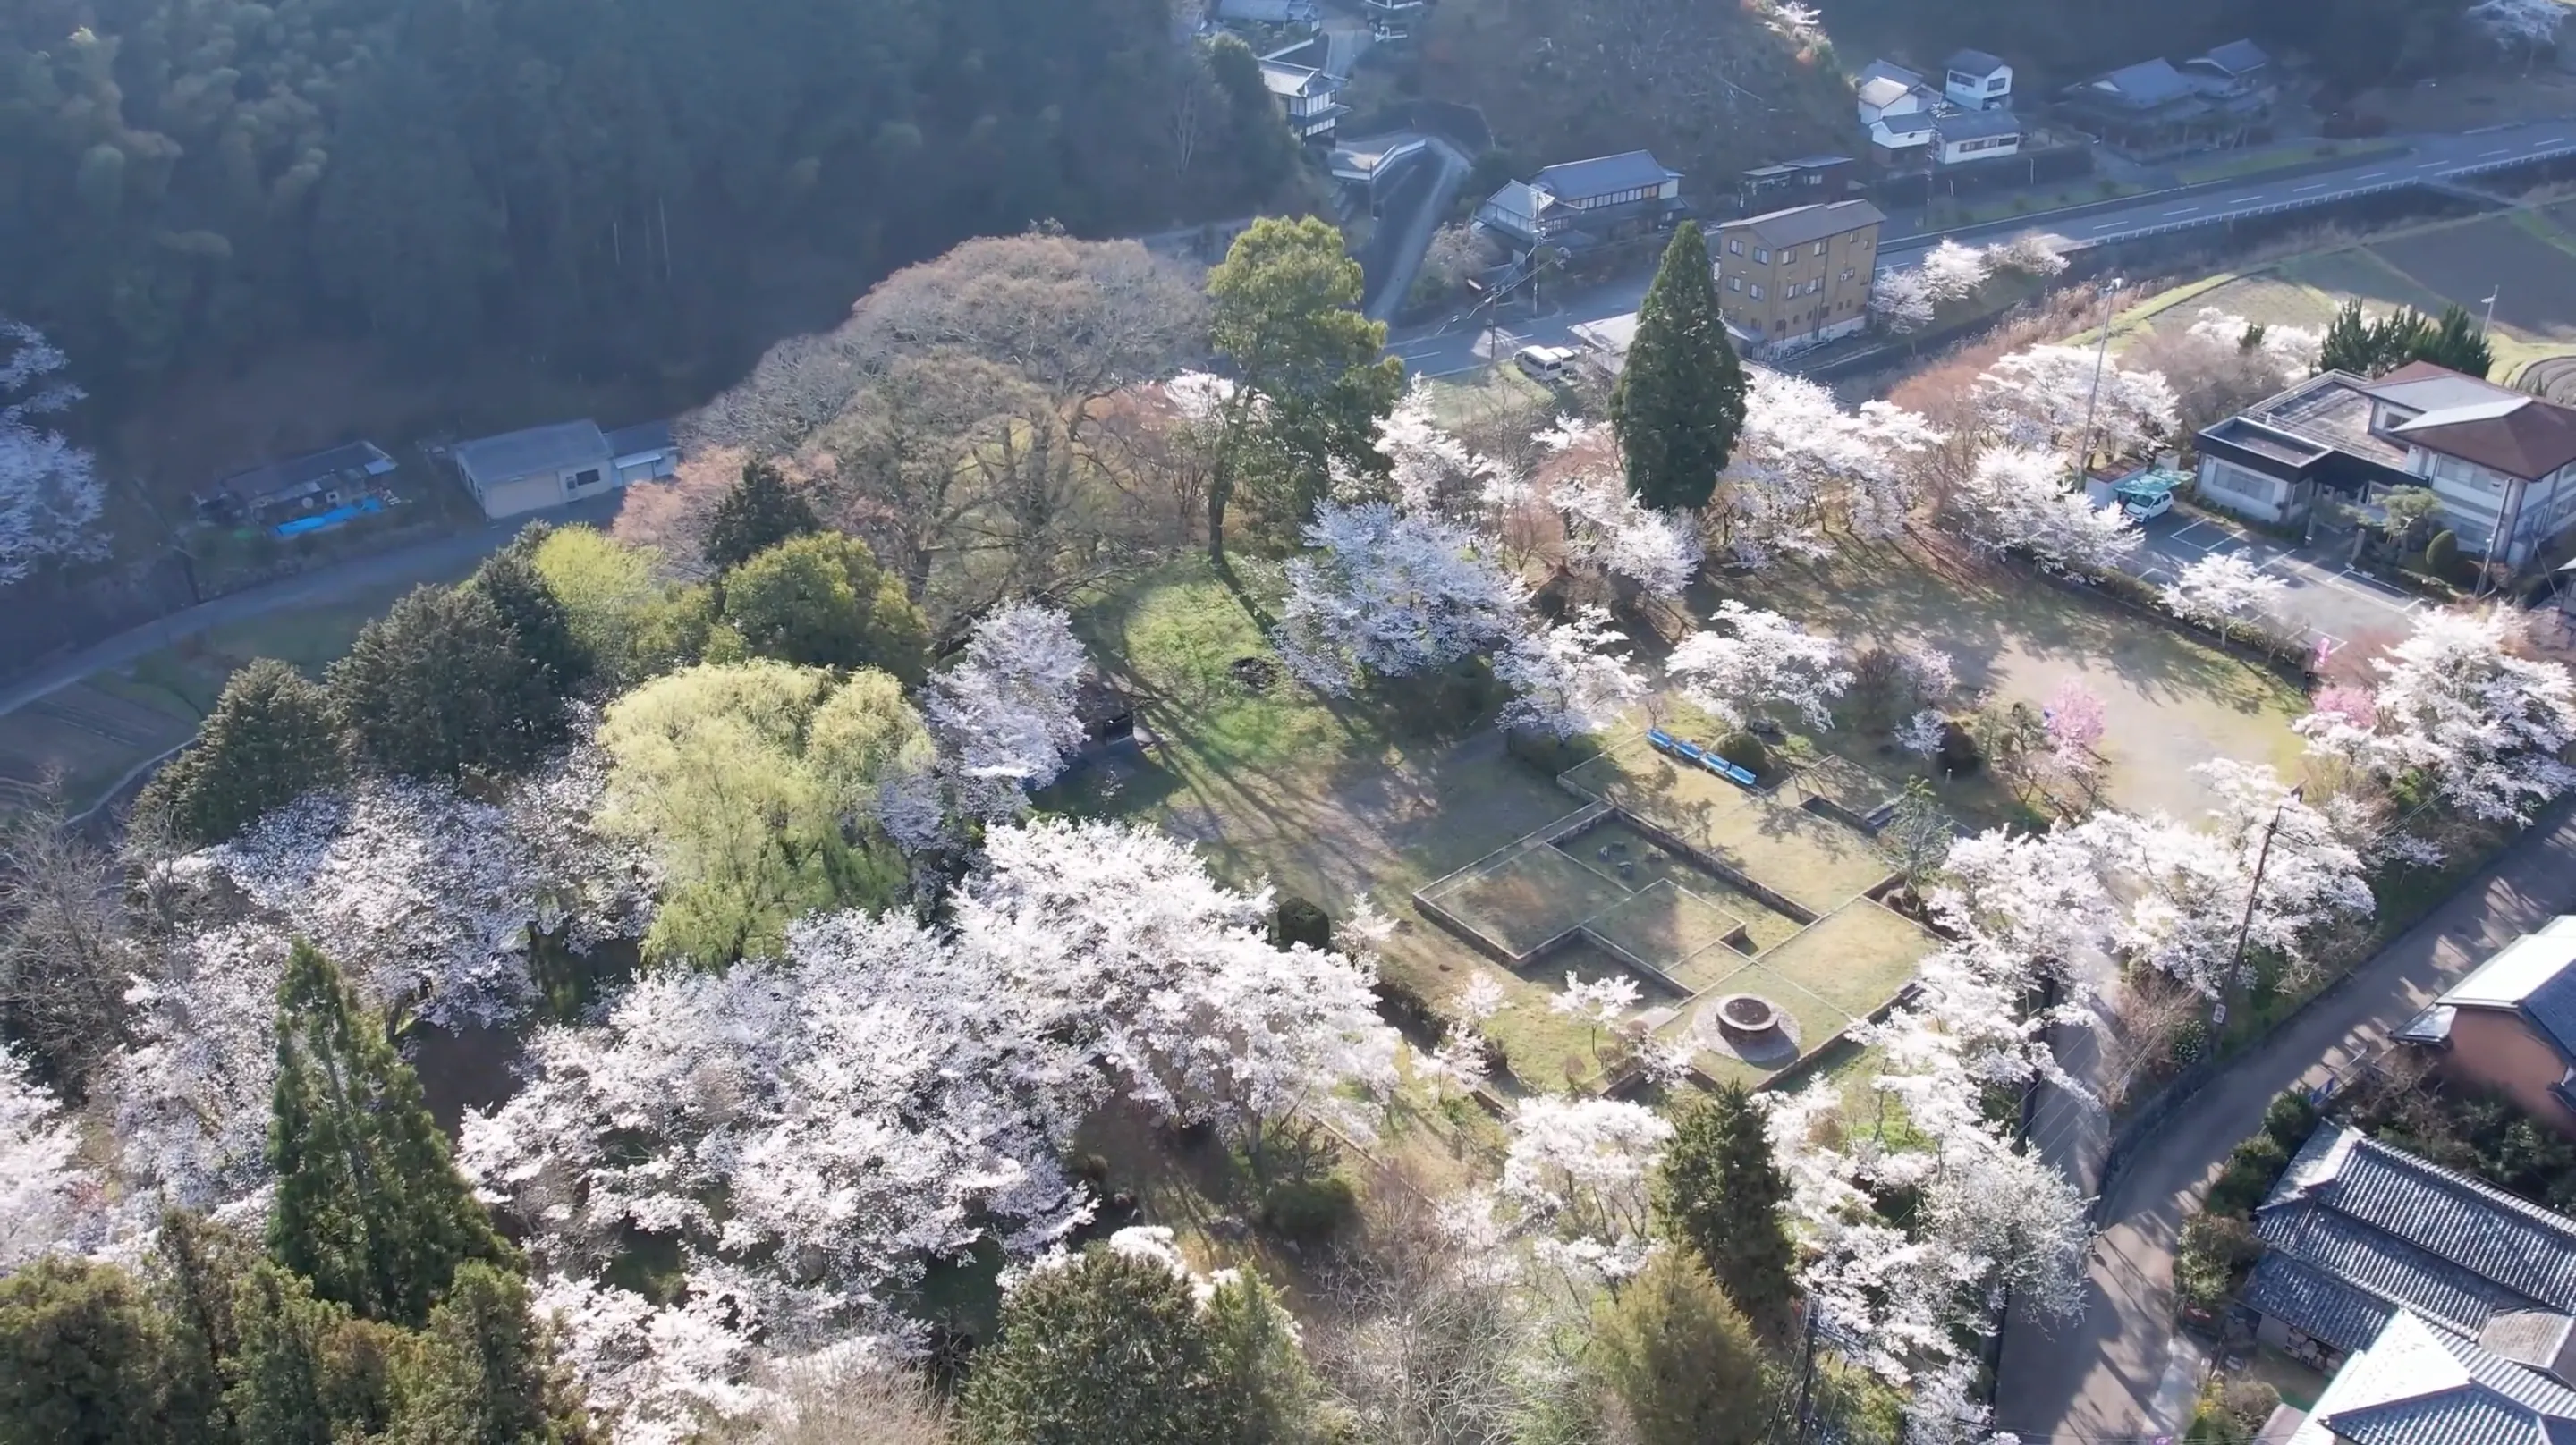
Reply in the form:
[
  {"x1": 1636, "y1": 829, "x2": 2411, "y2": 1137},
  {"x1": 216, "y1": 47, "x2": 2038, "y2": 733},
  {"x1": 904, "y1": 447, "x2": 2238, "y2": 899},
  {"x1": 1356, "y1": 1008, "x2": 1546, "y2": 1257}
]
[
  {"x1": 1992, "y1": 793, "x2": 2576, "y2": 1441},
  {"x1": 1388, "y1": 115, "x2": 2576, "y2": 378},
  {"x1": 2121, "y1": 511, "x2": 2427, "y2": 663},
  {"x1": 0, "y1": 492, "x2": 623, "y2": 718}
]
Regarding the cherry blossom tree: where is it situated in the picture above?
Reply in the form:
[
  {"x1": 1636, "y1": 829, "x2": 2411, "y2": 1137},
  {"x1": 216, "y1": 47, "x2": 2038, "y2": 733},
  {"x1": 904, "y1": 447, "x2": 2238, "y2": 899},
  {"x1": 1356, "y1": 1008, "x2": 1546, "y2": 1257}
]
[
  {"x1": 1270, "y1": 501, "x2": 1527, "y2": 695},
  {"x1": 463, "y1": 907, "x2": 1097, "y2": 1357},
  {"x1": 1869, "y1": 267, "x2": 1937, "y2": 334},
  {"x1": 0, "y1": 1044, "x2": 91, "y2": 1267},
  {"x1": 1896, "y1": 709, "x2": 1948, "y2": 756},
  {"x1": 1377, "y1": 378, "x2": 1498, "y2": 518},
  {"x1": 2161, "y1": 551, "x2": 2286, "y2": 631},
  {"x1": 950, "y1": 817, "x2": 1401, "y2": 1158},
  {"x1": 2075, "y1": 759, "x2": 2374, "y2": 997},
  {"x1": 2470, "y1": 0, "x2": 2565, "y2": 52},
  {"x1": 1974, "y1": 345, "x2": 2178, "y2": 459},
  {"x1": 1989, "y1": 232, "x2": 2071, "y2": 278},
  {"x1": 534, "y1": 1273, "x2": 777, "y2": 1445},
  {"x1": 1952, "y1": 445, "x2": 2139, "y2": 572},
  {"x1": 2184, "y1": 307, "x2": 2324, "y2": 376},
  {"x1": 1919, "y1": 241, "x2": 1994, "y2": 305},
  {"x1": 1667, "y1": 599, "x2": 1852, "y2": 731},
  {"x1": 2296, "y1": 608, "x2": 2576, "y2": 823},
  {"x1": 926, "y1": 601, "x2": 1091, "y2": 822},
  {"x1": 2045, "y1": 679, "x2": 2107, "y2": 774},
  {"x1": 1538, "y1": 433, "x2": 1705, "y2": 604},
  {"x1": 1493, "y1": 606, "x2": 1648, "y2": 739},
  {"x1": 1712, "y1": 371, "x2": 1941, "y2": 563},
  {"x1": 1932, "y1": 827, "x2": 2117, "y2": 969},
  {"x1": 0, "y1": 318, "x2": 106, "y2": 586},
  {"x1": 1500, "y1": 1096, "x2": 1671, "y2": 1260}
]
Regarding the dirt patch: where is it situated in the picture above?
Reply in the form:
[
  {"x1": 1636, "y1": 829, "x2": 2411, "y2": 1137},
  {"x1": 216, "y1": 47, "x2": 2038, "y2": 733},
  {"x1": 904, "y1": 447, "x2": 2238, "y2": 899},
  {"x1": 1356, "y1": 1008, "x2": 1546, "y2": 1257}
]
[{"x1": 2370, "y1": 216, "x2": 2576, "y2": 342}]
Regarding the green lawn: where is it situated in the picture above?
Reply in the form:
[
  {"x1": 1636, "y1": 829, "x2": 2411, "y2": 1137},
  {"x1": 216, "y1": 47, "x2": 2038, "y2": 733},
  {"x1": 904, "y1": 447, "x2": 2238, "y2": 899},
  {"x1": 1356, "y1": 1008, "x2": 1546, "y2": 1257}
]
[{"x1": 1758, "y1": 900, "x2": 1940, "y2": 1019}]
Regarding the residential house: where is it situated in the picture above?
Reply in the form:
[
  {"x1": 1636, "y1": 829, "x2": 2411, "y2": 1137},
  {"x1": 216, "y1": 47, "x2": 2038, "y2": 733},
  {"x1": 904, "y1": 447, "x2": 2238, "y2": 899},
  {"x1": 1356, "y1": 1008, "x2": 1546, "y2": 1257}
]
[
  {"x1": 2397, "y1": 915, "x2": 2576, "y2": 1137},
  {"x1": 1856, "y1": 60, "x2": 1940, "y2": 161},
  {"x1": 1943, "y1": 49, "x2": 2012, "y2": 111},
  {"x1": 2243, "y1": 1123, "x2": 2576, "y2": 1377},
  {"x1": 2282, "y1": 1309, "x2": 2576, "y2": 1444},
  {"x1": 1472, "y1": 150, "x2": 1686, "y2": 258},
  {"x1": 1362, "y1": 0, "x2": 1423, "y2": 39},
  {"x1": 194, "y1": 441, "x2": 399, "y2": 527},
  {"x1": 2061, "y1": 40, "x2": 2274, "y2": 153},
  {"x1": 2191, "y1": 370, "x2": 2421, "y2": 524},
  {"x1": 1738, "y1": 154, "x2": 1856, "y2": 209},
  {"x1": 2194, "y1": 362, "x2": 2576, "y2": 562},
  {"x1": 1258, "y1": 55, "x2": 1346, "y2": 144},
  {"x1": 452, "y1": 418, "x2": 680, "y2": 520},
  {"x1": 2187, "y1": 38, "x2": 2275, "y2": 103},
  {"x1": 1932, "y1": 109, "x2": 2023, "y2": 166},
  {"x1": 1214, "y1": 0, "x2": 1318, "y2": 29},
  {"x1": 1713, "y1": 199, "x2": 1885, "y2": 351}
]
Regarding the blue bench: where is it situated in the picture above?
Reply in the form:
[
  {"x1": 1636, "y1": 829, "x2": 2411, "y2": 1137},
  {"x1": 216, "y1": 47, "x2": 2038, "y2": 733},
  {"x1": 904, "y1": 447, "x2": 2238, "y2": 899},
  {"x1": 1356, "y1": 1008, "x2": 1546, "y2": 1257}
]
[{"x1": 1702, "y1": 753, "x2": 1759, "y2": 789}]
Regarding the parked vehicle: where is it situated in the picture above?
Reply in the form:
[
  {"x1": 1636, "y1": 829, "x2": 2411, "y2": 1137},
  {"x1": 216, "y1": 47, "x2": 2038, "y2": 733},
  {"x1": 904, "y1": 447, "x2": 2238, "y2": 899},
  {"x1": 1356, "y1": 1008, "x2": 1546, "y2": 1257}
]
[{"x1": 1514, "y1": 344, "x2": 1576, "y2": 383}]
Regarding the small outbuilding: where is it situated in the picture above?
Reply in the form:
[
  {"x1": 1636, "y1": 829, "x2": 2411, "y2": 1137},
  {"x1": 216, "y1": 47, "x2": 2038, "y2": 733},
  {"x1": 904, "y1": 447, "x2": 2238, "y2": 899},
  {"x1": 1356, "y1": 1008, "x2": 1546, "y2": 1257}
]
[{"x1": 452, "y1": 418, "x2": 680, "y2": 520}]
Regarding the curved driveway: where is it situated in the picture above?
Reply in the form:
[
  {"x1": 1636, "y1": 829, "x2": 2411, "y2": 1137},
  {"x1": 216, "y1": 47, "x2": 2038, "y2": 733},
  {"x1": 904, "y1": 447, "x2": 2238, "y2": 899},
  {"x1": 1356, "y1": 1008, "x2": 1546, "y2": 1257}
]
[{"x1": 1993, "y1": 796, "x2": 2576, "y2": 1441}]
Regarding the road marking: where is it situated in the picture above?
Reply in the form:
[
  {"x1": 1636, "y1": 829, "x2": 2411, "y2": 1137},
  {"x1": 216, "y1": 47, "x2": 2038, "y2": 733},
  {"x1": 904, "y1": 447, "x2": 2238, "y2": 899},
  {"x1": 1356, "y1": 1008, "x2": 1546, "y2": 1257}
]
[
  {"x1": 2092, "y1": 220, "x2": 2125, "y2": 232},
  {"x1": 2227, "y1": 195, "x2": 2261, "y2": 205},
  {"x1": 2483, "y1": 148, "x2": 2513, "y2": 157},
  {"x1": 2354, "y1": 171, "x2": 2387, "y2": 180},
  {"x1": 2162, "y1": 206, "x2": 2199, "y2": 216},
  {"x1": 2293, "y1": 182, "x2": 2327, "y2": 192}
]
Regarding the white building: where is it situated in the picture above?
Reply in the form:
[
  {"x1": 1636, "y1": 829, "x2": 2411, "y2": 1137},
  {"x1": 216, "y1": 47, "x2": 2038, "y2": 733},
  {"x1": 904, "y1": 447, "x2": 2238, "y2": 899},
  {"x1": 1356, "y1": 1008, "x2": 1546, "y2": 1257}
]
[
  {"x1": 452, "y1": 418, "x2": 680, "y2": 521},
  {"x1": 1932, "y1": 108, "x2": 2022, "y2": 165},
  {"x1": 1943, "y1": 49, "x2": 2012, "y2": 110}
]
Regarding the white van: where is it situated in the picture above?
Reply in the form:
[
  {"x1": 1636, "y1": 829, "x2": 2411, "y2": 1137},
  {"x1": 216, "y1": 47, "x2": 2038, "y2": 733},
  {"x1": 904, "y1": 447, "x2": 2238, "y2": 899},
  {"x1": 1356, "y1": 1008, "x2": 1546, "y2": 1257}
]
[{"x1": 1513, "y1": 344, "x2": 1576, "y2": 384}]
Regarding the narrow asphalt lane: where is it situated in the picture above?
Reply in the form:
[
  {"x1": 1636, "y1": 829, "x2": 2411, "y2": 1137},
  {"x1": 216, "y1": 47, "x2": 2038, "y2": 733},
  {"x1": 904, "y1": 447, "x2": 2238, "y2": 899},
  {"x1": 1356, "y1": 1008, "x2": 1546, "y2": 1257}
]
[
  {"x1": 0, "y1": 491, "x2": 624, "y2": 718},
  {"x1": 1992, "y1": 793, "x2": 2576, "y2": 1441}
]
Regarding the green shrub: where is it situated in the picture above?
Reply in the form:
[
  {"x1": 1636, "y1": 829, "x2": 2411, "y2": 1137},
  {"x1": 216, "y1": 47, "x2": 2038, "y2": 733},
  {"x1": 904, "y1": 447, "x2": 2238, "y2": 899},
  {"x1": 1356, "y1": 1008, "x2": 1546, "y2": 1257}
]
[
  {"x1": 2174, "y1": 1211, "x2": 2265, "y2": 1314},
  {"x1": 1261, "y1": 1175, "x2": 1358, "y2": 1245},
  {"x1": 2262, "y1": 1090, "x2": 2319, "y2": 1154},
  {"x1": 2207, "y1": 1132, "x2": 2290, "y2": 1216},
  {"x1": 1714, "y1": 731, "x2": 1770, "y2": 778},
  {"x1": 2424, "y1": 528, "x2": 2459, "y2": 577},
  {"x1": 1272, "y1": 896, "x2": 1332, "y2": 951}
]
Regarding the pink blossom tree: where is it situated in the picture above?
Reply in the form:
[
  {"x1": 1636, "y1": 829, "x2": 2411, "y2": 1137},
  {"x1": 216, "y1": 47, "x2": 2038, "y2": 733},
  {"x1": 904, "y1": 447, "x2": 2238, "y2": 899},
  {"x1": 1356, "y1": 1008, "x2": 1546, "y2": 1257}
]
[{"x1": 2044, "y1": 680, "x2": 2107, "y2": 773}]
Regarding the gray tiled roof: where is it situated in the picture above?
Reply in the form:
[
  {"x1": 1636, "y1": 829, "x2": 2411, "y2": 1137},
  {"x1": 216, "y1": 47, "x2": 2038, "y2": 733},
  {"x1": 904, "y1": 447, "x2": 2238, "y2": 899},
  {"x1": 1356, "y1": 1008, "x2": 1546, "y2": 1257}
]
[
  {"x1": 2278, "y1": 1130, "x2": 2576, "y2": 1311},
  {"x1": 2248, "y1": 1252, "x2": 2402, "y2": 1352},
  {"x1": 1933, "y1": 109, "x2": 2021, "y2": 143},
  {"x1": 2305, "y1": 1313, "x2": 2576, "y2": 1445},
  {"x1": 2258, "y1": 1204, "x2": 2499, "y2": 1336},
  {"x1": 1534, "y1": 150, "x2": 1678, "y2": 202},
  {"x1": 1946, "y1": 48, "x2": 2007, "y2": 76},
  {"x1": 604, "y1": 419, "x2": 676, "y2": 460},
  {"x1": 2086, "y1": 58, "x2": 2198, "y2": 107},
  {"x1": 1721, "y1": 199, "x2": 1886, "y2": 250},
  {"x1": 2197, "y1": 38, "x2": 2272, "y2": 76}
]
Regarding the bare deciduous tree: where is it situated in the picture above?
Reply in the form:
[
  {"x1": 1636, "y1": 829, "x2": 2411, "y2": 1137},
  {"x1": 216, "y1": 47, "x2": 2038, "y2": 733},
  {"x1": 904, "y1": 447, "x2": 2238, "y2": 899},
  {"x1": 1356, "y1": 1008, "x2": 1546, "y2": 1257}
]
[{"x1": 0, "y1": 783, "x2": 133, "y2": 1088}]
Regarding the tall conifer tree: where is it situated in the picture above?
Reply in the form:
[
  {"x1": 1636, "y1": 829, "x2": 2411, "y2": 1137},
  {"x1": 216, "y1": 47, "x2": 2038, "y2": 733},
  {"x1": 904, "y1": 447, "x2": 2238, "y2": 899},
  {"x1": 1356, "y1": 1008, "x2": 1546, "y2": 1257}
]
[{"x1": 1610, "y1": 223, "x2": 1748, "y2": 512}]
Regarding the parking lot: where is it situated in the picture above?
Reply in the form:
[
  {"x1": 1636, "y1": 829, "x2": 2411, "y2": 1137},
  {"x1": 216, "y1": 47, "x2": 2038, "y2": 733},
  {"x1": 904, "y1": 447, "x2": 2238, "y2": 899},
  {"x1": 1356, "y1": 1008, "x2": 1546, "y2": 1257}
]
[{"x1": 2123, "y1": 512, "x2": 2426, "y2": 667}]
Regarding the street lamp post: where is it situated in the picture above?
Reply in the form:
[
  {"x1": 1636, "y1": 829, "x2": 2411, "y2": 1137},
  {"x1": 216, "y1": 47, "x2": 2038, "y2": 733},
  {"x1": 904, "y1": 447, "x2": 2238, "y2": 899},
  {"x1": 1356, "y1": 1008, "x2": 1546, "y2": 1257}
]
[
  {"x1": 2482, "y1": 289, "x2": 2501, "y2": 337},
  {"x1": 2215, "y1": 782, "x2": 2303, "y2": 1029}
]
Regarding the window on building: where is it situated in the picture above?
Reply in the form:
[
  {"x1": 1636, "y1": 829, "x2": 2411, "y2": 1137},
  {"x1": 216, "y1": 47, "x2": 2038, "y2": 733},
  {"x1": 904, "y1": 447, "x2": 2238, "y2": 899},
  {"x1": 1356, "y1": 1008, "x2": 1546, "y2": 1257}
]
[
  {"x1": 1750, "y1": 283, "x2": 1764, "y2": 300},
  {"x1": 1814, "y1": 241, "x2": 1826, "y2": 257},
  {"x1": 1754, "y1": 248, "x2": 1770, "y2": 264},
  {"x1": 1841, "y1": 266, "x2": 1856, "y2": 282},
  {"x1": 1729, "y1": 275, "x2": 1741, "y2": 292},
  {"x1": 567, "y1": 468, "x2": 603, "y2": 492},
  {"x1": 1729, "y1": 237, "x2": 1744, "y2": 255}
]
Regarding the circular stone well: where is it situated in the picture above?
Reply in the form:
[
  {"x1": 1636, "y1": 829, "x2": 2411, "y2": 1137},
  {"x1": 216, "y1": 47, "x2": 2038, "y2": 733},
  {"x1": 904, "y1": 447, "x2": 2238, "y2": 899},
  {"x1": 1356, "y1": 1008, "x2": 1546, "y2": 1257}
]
[
  {"x1": 1694, "y1": 992, "x2": 1801, "y2": 1066},
  {"x1": 1716, "y1": 993, "x2": 1780, "y2": 1038}
]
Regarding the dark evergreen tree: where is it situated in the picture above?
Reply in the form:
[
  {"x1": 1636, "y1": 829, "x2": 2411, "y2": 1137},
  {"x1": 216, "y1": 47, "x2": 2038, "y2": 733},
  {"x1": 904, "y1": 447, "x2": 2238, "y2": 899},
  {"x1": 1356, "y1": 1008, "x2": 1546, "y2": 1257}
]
[
  {"x1": 327, "y1": 584, "x2": 565, "y2": 779},
  {"x1": 716, "y1": 533, "x2": 934, "y2": 684},
  {"x1": 2318, "y1": 300, "x2": 2377, "y2": 376},
  {"x1": 1610, "y1": 223, "x2": 1747, "y2": 512},
  {"x1": 394, "y1": 1263, "x2": 593, "y2": 1444},
  {"x1": 1592, "y1": 1249, "x2": 1769, "y2": 1445},
  {"x1": 1655, "y1": 1084, "x2": 1797, "y2": 1338},
  {"x1": 704, "y1": 460, "x2": 824, "y2": 574},
  {"x1": 0, "y1": 1257, "x2": 205, "y2": 1445},
  {"x1": 154, "y1": 1211, "x2": 254, "y2": 1443},
  {"x1": 267, "y1": 941, "x2": 513, "y2": 1329},
  {"x1": 473, "y1": 524, "x2": 595, "y2": 704},
  {"x1": 2424, "y1": 303, "x2": 2495, "y2": 379},
  {"x1": 137, "y1": 659, "x2": 344, "y2": 848},
  {"x1": 223, "y1": 1263, "x2": 365, "y2": 1445},
  {"x1": 962, "y1": 1246, "x2": 1225, "y2": 1444}
]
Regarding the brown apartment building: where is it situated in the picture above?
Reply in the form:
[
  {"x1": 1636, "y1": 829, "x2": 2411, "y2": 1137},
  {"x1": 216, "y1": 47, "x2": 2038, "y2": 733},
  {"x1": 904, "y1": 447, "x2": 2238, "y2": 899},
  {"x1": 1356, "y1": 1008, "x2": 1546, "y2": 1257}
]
[{"x1": 1712, "y1": 199, "x2": 1885, "y2": 353}]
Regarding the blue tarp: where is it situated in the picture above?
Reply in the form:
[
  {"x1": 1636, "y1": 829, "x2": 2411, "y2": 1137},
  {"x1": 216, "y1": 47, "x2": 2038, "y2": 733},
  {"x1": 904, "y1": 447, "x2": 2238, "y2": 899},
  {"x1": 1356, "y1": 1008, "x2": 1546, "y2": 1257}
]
[{"x1": 274, "y1": 496, "x2": 384, "y2": 537}]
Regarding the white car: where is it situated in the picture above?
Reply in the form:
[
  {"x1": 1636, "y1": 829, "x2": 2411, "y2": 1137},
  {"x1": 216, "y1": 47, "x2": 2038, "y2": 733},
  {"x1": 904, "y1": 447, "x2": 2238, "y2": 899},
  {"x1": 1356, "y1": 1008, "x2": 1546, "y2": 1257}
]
[
  {"x1": 1514, "y1": 345, "x2": 1576, "y2": 384},
  {"x1": 2118, "y1": 484, "x2": 2175, "y2": 520}
]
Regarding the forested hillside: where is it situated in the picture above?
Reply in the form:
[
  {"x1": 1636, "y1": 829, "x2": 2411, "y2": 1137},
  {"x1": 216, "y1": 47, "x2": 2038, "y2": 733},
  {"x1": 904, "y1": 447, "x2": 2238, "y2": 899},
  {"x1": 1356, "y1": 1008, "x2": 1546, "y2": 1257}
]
[
  {"x1": 0, "y1": 0, "x2": 1299, "y2": 394},
  {"x1": 1415, "y1": 0, "x2": 1853, "y2": 183}
]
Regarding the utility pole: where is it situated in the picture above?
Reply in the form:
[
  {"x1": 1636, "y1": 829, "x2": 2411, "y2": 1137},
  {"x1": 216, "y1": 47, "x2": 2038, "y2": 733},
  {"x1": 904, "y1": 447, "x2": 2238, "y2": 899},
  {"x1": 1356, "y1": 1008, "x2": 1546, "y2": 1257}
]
[
  {"x1": 2075, "y1": 275, "x2": 2126, "y2": 474},
  {"x1": 2216, "y1": 782, "x2": 2302, "y2": 1029},
  {"x1": 1793, "y1": 1300, "x2": 1820, "y2": 1445},
  {"x1": 2482, "y1": 288, "x2": 2501, "y2": 337}
]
